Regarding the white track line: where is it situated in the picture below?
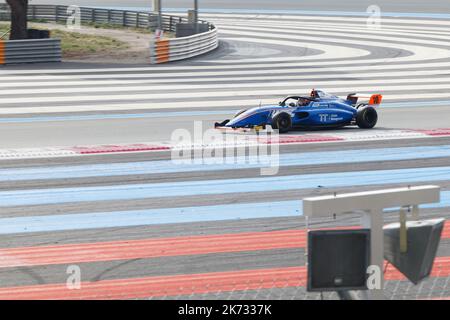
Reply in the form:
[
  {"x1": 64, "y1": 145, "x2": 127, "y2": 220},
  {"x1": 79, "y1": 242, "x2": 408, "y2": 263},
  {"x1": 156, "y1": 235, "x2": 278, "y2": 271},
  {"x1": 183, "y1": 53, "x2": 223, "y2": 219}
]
[
  {"x1": 0, "y1": 70, "x2": 450, "y2": 90},
  {"x1": 5, "y1": 77, "x2": 450, "y2": 96},
  {"x1": 2, "y1": 68, "x2": 450, "y2": 86},
  {"x1": 0, "y1": 48, "x2": 448, "y2": 74},
  {"x1": 2, "y1": 83, "x2": 450, "y2": 105},
  {"x1": 218, "y1": 28, "x2": 450, "y2": 60},
  {"x1": 221, "y1": 37, "x2": 370, "y2": 62},
  {"x1": 4, "y1": 57, "x2": 450, "y2": 78},
  {"x1": 218, "y1": 22, "x2": 450, "y2": 46},
  {"x1": 0, "y1": 93, "x2": 450, "y2": 115},
  {"x1": 215, "y1": 20, "x2": 450, "y2": 35},
  {"x1": 215, "y1": 37, "x2": 371, "y2": 63}
]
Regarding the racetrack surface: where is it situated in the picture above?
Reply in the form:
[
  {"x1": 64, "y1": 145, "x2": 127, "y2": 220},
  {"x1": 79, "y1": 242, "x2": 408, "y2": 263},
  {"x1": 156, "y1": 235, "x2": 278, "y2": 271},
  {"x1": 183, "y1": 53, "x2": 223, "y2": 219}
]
[
  {"x1": 2, "y1": 13, "x2": 450, "y2": 147},
  {"x1": 1, "y1": 9, "x2": 450, "y2": 299}
]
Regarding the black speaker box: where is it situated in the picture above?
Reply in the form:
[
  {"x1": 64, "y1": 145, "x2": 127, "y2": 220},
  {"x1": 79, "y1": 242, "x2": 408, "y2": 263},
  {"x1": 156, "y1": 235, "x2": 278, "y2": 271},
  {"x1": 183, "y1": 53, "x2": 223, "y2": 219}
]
[{"x1": 307, "y1": 229, "x2": 371, "y2": 292}]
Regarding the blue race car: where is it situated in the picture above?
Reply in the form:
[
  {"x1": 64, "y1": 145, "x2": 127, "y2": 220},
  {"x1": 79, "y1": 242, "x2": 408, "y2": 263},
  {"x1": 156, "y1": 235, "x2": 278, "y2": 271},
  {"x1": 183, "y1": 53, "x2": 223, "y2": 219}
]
[{"x1": 215, "y1": 89, "x2": 383, "y2": 133}]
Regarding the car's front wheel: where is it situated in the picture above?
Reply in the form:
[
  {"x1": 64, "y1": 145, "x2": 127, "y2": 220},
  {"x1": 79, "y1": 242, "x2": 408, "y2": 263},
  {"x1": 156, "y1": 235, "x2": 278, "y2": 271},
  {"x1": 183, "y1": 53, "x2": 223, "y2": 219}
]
[
  {"x1": 356, "y1": 107, "x2": 378, "y2": 129},
  {"x1": 272, "y1": 113, "x2": 292, "y2": 133}
]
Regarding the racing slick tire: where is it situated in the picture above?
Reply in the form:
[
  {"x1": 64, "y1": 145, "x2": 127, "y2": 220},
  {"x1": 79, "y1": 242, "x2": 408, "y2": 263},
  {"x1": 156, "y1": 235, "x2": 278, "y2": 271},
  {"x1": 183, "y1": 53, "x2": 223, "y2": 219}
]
[
  {"x1": 356, "y1": 107, "x2": 378, "y2": 129},
  {"x1": 272, "y1": 112, "x2": 292, "y2": 133}
]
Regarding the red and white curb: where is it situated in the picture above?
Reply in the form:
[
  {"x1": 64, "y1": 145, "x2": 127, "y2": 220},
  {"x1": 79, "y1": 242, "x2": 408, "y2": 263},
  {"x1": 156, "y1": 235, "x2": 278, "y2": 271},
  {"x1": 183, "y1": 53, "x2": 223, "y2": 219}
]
[
  {"x1": 1, "y1": 128, "x2": 450, "y2": 160},
  {"x1": 70, "y1": 144, "x2": 171, "y2": 154}
]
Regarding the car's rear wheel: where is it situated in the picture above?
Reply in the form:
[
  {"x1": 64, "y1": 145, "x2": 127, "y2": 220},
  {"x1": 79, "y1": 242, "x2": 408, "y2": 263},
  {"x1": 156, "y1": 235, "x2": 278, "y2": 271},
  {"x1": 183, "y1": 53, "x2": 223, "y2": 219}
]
[
  {"x1": 272, "y1": 113, "x2": 292, "y2": 133},
  {"x1": 356, "y1": 107, "x2": 378, "y2": 129}
]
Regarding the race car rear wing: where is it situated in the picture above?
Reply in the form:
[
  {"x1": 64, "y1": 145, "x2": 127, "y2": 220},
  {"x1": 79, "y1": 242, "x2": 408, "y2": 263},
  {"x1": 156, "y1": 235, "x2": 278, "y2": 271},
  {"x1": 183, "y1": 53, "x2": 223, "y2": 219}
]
[{"x1": 346, "y1": 93, "x2": 383, "y2": 106}]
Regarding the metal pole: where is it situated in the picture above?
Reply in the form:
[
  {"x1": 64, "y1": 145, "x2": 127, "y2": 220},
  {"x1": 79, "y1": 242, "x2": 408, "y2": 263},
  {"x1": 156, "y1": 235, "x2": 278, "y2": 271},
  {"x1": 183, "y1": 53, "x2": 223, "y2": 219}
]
[
  {"x1": 194, "y1": 0, "x2": 198, "y2": 33},
  {"x1": 362, "y1": 209, "x2": 385, "y2": 300},
  {"x1": 158, "y1": 0, "x2": 162, "y2": 30},
  {"x1": 194, "y1": 0, "x2": 198, "y2": 22},
  {"x1": 152, "y1": 0, "x2": 162, "y2": 30}
]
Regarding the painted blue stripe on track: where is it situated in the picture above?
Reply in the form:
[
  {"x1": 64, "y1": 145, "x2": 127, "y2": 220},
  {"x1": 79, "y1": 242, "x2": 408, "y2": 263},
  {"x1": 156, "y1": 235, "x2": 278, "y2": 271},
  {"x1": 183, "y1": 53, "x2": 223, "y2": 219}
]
[
  {"x1": 0, "y1": 201, "x2": 301, "y2": 235},
  {"x1": 385, "y1": 100, "x2": 450, "y2": 109},
  {"x1": 0, "y1": 192, "x2": 448, "y2": 235},
  {"x1": 2, "y1": 145, "x2": 450, "y2": 182},
  {"x1": 1, "y1": 101, "x2": 448, "y2": 124},
  {"x1": 1, "y1": 166, "x2": 450, "y2": 207}
]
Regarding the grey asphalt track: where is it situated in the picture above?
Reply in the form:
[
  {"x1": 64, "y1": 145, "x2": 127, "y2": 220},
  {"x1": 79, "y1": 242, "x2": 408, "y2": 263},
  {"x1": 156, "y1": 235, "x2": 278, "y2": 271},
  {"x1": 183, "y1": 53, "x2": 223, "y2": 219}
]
[
  {"x1": 0, "y1": 106, "x2": 449, "y2": 148},
  {"x1": 0, "y1": 137, "x2": 448, "y2": 299},
  {"x1": 0, "y1": 2, "x2": 450, "y2": 300}
]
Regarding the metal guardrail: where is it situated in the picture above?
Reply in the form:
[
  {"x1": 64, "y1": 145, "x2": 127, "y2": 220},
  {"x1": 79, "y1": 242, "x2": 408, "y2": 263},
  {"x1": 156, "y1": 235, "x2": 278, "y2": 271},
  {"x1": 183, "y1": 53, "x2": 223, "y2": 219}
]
[
  {"x1": 0, "y1": 4, "x2": 213, "y2": 32},
  {"x1": 0, "y1": 9, "x2": 7, "y2": 20},
  {"x1": 0, "y1": 38, "x2": 61, "y2": 65},
  {"x1": 0, "y1": 4, "x2": 217, "y2": 64},
  {"x1": 150, "y1": 28, "x2": 218, "y2": 64}
]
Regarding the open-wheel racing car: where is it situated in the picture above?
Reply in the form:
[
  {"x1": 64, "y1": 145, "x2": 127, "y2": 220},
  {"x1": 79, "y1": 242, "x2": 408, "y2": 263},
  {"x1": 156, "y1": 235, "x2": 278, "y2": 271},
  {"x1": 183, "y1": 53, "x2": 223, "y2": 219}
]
[{"x1": 215, "y1": 89, "x2": 383, "y2": 133}]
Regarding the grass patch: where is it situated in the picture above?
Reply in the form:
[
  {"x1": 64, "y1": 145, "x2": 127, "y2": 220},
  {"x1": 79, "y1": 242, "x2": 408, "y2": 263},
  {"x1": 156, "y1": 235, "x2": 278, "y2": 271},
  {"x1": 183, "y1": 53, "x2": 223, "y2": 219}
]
[
  {"x1": 30, "y1": 19, "x2": 170, "y2": 36},
  {"x1": 0, "y1": 23, "x2": 9, "y2": 39},
  {"x1": 65, "y1": 20, "x2": 174, "y2": 37},
  {"x1": 83, "y1": 21, "x2": 154, "y2": 34},
  {"x1": 50, "y1": 28, "x2": 129, "y2": 57},
  {"x1": 0, "y1": 22, "x2": 129, "y2": 57},
  {"x1": 0, "y1": 23, "x2": 9, "y2": 40}
]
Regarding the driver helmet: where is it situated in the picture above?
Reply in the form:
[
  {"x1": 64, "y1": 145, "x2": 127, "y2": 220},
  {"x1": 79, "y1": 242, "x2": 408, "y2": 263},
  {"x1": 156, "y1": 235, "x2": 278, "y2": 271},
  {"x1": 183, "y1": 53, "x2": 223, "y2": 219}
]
[{"x1": 297, "y1": 98, "x2": 309, "y2": 106}]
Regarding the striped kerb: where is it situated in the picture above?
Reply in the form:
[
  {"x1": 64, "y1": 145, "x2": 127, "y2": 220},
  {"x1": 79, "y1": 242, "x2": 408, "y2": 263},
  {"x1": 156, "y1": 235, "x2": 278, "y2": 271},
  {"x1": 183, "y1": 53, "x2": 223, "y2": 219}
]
[
  {"x1": 0, "y1": 40, "x2": 5, "y2": 64},
  {"x1": 155, "y1": 39, "x2": 170, "y2": 63}
]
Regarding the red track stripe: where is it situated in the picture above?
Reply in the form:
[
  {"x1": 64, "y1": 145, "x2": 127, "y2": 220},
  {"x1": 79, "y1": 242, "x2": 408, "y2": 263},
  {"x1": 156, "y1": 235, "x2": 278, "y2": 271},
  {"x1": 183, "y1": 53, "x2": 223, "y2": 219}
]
[
  {"x1": 0, "y1": 222, "x2": 448, "y2": 268},
  {"x1": 0, "y1": 257, "x2": 449, "y2": 300},
  {"x1": 0, "y1": 267, "x2": 307, "y2": 300},
  {"x1": 413, "y1": 128, "x2": 450, "y2": 137},
  {"x1": 70, "y1": 144, "x2": 170, "y2": 154},
  {"x1": 0, "y1": 230, "x2": 306, "y2": 268}
]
